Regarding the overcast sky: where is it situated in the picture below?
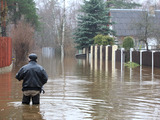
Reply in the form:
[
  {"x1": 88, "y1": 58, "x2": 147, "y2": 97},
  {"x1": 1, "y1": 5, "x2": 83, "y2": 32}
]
[
  {"x1": 135, "y1": 0, "x2": 157, "y2": 4},
  {"x1": 34, "y1": 0, "x2": 158, "y2": 9}
]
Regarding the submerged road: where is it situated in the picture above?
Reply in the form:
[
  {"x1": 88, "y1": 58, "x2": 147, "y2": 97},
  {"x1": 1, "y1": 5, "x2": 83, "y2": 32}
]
[{"x1": 0, "y1": 50, "x2": 160, "y2": 120}]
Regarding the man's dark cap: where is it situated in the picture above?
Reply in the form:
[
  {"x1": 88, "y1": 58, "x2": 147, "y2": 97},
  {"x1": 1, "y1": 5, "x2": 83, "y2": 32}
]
[{"x1": 29, "y1": 53, "x2": 37, "y2": 61}]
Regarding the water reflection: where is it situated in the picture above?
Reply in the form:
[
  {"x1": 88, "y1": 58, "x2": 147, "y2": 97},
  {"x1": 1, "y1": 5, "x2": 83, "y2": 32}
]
[
  {"x1": 42, "y1": 47, "x2": 55, "y2": 58},
  {"x1": 0, "y1": 48, "x2": 160, "y2": 119},
  {"x1": 22, "y1": 105, "x2": 43, "y2": 120},
  {"x1": 0, "y1": 72, "x2": 12, "y2": 100},
  {"x1": 2, "y1": 103, "x2": 43, "y2": 120}
]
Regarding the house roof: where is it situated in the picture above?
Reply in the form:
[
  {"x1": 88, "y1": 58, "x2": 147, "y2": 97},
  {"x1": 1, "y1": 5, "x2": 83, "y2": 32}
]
[{"x1": 110, "y1": 9, "x2": 160, "y2": 37}]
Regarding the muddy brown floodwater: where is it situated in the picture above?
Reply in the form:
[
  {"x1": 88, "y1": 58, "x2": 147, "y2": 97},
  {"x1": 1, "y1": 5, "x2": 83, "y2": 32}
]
[{"x1": 1, "y1": 49, "x2": 160, "y2": 120}]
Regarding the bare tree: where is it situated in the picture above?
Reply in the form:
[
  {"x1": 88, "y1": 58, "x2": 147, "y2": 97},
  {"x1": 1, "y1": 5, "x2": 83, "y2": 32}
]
[
  {"x1": 61, "y1": 0, "x2": 65, "y2": 59},
  {"x1": 131, "y1": 6, "x2": 160, "y2": 50},
  {"x1": 138, "y1": 0, "x2": 160, "y2": 48},
  {"x1": 35, "y1": 0, "x2": 82, "y2": 55},
  {"x1": 36, "y1": 0, "x2": 59, "y2": 47},
  {"x1": 11, "y1": 21, "x2": 35, "y2": 62}
]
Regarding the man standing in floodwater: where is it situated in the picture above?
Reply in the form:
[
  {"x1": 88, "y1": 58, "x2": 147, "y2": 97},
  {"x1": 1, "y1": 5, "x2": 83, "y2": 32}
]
[{"x1": 16, "y1": 53, "x2": 48, "y2": 105}]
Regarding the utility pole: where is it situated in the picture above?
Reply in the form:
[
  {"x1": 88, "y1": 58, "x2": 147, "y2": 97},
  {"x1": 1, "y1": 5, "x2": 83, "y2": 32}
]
[{"x1": 0, "y1": 0, "x2": 7, "y2": 37}]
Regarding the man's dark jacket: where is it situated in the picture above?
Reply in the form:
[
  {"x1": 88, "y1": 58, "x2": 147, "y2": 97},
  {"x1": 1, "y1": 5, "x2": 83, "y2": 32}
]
[{"x1": 16, "y1": 61, "x2": 48, "y2": 91}]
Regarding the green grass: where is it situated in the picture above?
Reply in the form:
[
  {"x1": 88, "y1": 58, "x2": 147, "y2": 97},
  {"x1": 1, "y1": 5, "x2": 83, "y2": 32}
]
[{"x1": 124, "y1": 62, "x2": 140, "y2": 68}]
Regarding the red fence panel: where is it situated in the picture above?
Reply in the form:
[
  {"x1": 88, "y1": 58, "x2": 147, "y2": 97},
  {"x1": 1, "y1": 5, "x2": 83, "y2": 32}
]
[{"x1": 0, "y1": 37, "x2": 12, "y2": 68}]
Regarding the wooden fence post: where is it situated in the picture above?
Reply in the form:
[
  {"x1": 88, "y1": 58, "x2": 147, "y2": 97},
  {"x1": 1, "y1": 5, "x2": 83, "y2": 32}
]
[
  {"x1": 152, "y1": 51, "x2": 155, "y2": 76},
  {"x1": 105, "y1": 46, "x2": 109, "y2": 71},
  {"x1": 100, "y1": 45, "x2": 103, "y2": 71},
  {"x1": 112, "y1": 45, "x2": 118, "y2": 63},
  {"x1": 94, "y1": 45, "x2": 98, "y2": 70},
  {"x1": 90, "y1": 46, "x2": 93, "y2": 60},
  {"x1": 140, "y1": 50, "x2": 145, "y2": 66},
  {"x1": 121, "y1": 48, "x2": 125, "y2": 71},
  {"x1": 130, "y1": 48, "x2": 133, "y2": 62},
  {"x1": 90, "y1": 46, "x2": 93, "y2": 70}
]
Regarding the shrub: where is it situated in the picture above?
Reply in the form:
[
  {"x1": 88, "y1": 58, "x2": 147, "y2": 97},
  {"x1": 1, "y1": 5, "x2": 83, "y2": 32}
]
[
  {"x1": 94, "y1": 34, "x2": 103, "y2": 45},
  {"x1": 124, "y1": 62, "x2": 140, "y2": 68},
  {"x1": 11, "y1": 21, "x2": 35, "y2": 63},
  {"x1": 102, "y1": 35, "x2": 114, "y2": 45},
  {"x1": 102, "y1": 36, "x2": 108, "y2": 45},
  {"x1": 122, "y1": 36, "x2": 134, "y2": 50},
  {"x1": 94, "y1": 35, "x2": 114, "y2": 46}
]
